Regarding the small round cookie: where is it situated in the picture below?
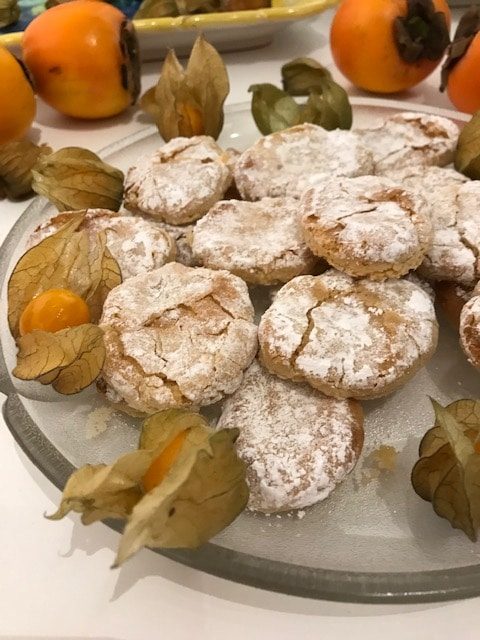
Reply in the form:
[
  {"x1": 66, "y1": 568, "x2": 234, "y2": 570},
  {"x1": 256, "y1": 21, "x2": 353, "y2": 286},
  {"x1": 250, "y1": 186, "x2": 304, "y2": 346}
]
[
  {"x1": 300, "y1": 176, "x2": 432, "y2": 280},
  {"x1": 234, "y1": 123, "x2": 374, "y2": 200},
  {"x1": 258, "y1": 269, "x2": 438, "y2": 399},
  {"x1": 359, "y1": 112, "x2": 459, "y2": 175},
  {"x1": 124, "y1": 136, "x2": 232, "y2": 225},
  {"x1": 217, "y1": 360, "x2": 364, "y2": 513},
  {"x1": 28, "y1": 209, "x2": 176, "y2": 280},
  {"x1": 192, "y1": 197, "x2": 317, "y2": 285},
  {"x1": 387, "y1": 166, "x2": 478, "y2": 285},
  {"x1": 99, "y1": 262, "x2": 258, "y2": 415},
  {"x1": 460, "y1": 283, "x2": 480, "y2": 370},
  {"x1": 435, "y1": 281, "x2": 473, "y2": 330}
]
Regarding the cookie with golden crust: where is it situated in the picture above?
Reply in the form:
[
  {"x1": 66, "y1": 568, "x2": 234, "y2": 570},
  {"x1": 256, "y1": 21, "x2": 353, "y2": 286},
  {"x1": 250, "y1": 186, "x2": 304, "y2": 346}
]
[
  {"x1": 192, "y1": 197, "x2": 317, "y2": 285},
  {"x1": 360, "y1": 112, "x2": 459, "y2": 175},
  {"x1": 258, "y1": 269, "x2": 438, "y2": 400},
  {"x1": 217, "y1": 359, "x2": 364, "y2": 513},
  {"x1": 124, "y1": 136, "x2": 232, "y2": 225},
  {"x1": 99, "y1": 263, "x2": 258, "y2": 415},
  {"x1": 29, "y1": 208, "x2": 176, "y2": 280},
  {"x1": 234, "y1": 123, "x2": 374, "y2": 200},
  {"x1": 300, "y1": 176, "x2": 432, "y2": 280},
  {"x1": 460, "y1": 282, "x2": 480, "y2": 370}
]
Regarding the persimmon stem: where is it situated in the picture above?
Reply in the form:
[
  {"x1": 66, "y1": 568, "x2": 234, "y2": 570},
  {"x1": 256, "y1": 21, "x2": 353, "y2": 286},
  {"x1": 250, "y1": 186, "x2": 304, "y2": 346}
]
[
  {"x1": 393, "y1": 0, "x2": 450, "y2": 64},
  {"x1": 440, "y1": 7, "x2": 480, "y2": 92}
]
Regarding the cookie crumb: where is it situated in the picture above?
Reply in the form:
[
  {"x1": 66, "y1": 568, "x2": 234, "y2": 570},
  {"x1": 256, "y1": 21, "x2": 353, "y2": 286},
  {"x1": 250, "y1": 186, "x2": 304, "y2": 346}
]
[{"x1": 86, "y1": 406, "x2": 114, "y2": 440}]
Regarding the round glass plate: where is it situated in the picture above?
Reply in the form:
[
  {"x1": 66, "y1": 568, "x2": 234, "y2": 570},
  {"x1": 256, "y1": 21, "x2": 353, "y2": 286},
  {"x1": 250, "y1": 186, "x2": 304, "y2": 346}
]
[{"x1": 1, "y1": 98, "x2": 479, "y2": 604}]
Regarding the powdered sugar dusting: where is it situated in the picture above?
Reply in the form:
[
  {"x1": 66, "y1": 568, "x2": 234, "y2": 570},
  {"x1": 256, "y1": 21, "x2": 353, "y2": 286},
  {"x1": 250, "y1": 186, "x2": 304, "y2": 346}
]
[
  {"x1": 124, "y1": 136, "x2": 232, "y2": 225},
  {"x1": 100, "y1": 263, "x2": 258, "y2": 414},
  {"x1": 217, "y1": 360, "x2": 363, "y2": 512},
  {"x1": 235, "y1": 124, "x2": 374, "y2": 200},
  {"x1": 192, "y1": 197, "x2": 316, "y2": 284}
]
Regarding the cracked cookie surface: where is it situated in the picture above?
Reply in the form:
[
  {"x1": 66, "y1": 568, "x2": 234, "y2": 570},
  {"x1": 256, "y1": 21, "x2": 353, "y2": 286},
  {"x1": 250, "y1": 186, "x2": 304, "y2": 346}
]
[
  {"x1": 124, "y1": 136, "x2": 232, "y2": 225},
  {"x1": 29, "y1": 208, "x2": 176, "y2": 280},
  {"x1": 300, "y1": 176, "x2": 432, "y2": 280},
  {"x1": 99, "y1": 262, "x2": 258, "y2": 415},
  {"x1": 192, "y1": 197, "x2": 317, "y2": 285},
  {"x1": 217, "y1": 359, "x2": 364, "y2": 513},
  {"x1": 360, "y1": 112, "x2": 459, "y2": 175},
  {"x1": 387, "y1": 166, "x2": 480, "y2": 285},
  {"x1": 258, "y1": 269, "x2": 438, "y2": 399},
  {"x1": 234, "y1": 123, "x2": 374, "y2": 201}
]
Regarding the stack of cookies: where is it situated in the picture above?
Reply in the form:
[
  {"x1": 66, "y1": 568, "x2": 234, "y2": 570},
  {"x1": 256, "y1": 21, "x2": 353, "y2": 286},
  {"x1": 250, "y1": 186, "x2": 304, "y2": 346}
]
[{"x1": 30, "y1": 111, "x2": 480, "y2": 516}]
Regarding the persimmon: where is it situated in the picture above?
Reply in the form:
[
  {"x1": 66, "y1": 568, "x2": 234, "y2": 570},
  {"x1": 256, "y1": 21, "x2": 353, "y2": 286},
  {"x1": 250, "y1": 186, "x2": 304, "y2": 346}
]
[
  {"x1": 330, "y1": 0, "x2": 451, "y2": 94},
  {"x1": 142, "y1": 430, "x2": 189, "y2": 492},
  {"x1": 19, "y1": 288, "x2": 91, "y2": 336},
  {"x1": 22, "y1": 0, "x2": 140, "y2": 119},
  {"x1": 441, "y1": 8, "x2": 480, "y2": 114},
  {"x1": 0, "y1": 45, "x2": 36, "y2": 145}
]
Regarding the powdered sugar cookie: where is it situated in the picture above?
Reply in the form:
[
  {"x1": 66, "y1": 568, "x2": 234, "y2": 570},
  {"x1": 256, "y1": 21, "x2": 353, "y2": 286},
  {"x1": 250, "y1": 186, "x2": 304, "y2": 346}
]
[
  {"x1": 217, "y1": 360, "x2": 364, "y2": 513},
  {"x1": 360, "y1": 112, "x2": 459, "y2": 174},
  {"x1": 259, "y1": 269, "x2": 438, "y2": 399},
  {"x1": 460, "y1": 283, "x2": 480, "y2": 370},
  {"x1": 99, "y1": 263, "x2": 258, "y2": 415},
  {"x1": 234, "y1": 123, "x2": 374, "y2": 200},
  {"x1": 29, "y1": 208, "x2": 176, "y2": 280},
  {"x1": 192, "y1": 197, "x2": 317, "y2": 285},
  {"x1": 124, "y1": 136, "x2": 232, "y2": 225},
  {"x1": 387, "y1": 166, "x2": 479, "y2": 285},
  {"x1": 300, "y1": 176, "x2": 432, "y2": 280}
]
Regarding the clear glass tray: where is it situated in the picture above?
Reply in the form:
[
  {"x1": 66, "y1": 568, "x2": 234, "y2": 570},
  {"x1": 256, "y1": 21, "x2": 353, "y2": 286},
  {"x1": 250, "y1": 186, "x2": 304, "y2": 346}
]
[{"x1": 1, "y1": 98, "x2": 479, "y2": 604}]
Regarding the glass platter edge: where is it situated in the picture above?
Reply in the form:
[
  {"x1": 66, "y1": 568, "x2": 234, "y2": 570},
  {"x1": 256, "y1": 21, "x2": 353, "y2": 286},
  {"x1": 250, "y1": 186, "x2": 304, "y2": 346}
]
[{"x1": 0, "y1": 98, "x2": 478, "y2": 604}]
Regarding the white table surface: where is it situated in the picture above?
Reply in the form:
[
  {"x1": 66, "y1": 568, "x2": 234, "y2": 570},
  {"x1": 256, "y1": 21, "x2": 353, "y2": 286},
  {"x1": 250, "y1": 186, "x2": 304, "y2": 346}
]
[{"x1": 2, "y1": 8, "x2": 480, "y2": 639}]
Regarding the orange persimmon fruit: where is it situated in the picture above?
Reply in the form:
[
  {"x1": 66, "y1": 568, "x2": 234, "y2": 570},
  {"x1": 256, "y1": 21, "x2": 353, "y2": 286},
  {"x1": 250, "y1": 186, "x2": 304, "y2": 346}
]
[
  {"x1": 19, "y1": 288, "x2": 91, "y2": 336},
  {"x1": 0, "y1": 45, "x2": 36, "y2": 144},
  {"x1": 22, "y1": 0, "x2": 140, "y2": 119},
  {"x1": 441, "y1": 8, "x2": 480, "y2": 114},
  {"x1": 142, "y1": 430, "x2": 189, "y2": 492},
  {"x1": 330, "y1": 0, "x2": 451, "y2": 94}
]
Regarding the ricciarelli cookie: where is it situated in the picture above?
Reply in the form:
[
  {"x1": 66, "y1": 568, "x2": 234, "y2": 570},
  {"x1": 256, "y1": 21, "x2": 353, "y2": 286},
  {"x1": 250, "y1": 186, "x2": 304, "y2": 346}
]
[
  {"x1": 258, "y1": 269, "x2": 438, "y2": 399},
  {"x1": 124, "y1": 136, "x2": 232, "y2": 224},
  {"x1": 359, "y1": 112, "x2": 459, "y2": 174},
  {"x1": 99, "y1": 263, "x2": 258, "y2": 415},
  {"x1": 300, "y1": 176, "x2": 432, "y2": 280},
  {"x1": 192, "y1": 197, "x2": 317, "y2": 285},
  {"x1": 386, "y1": 166, "x2": 479, "y2": 285},
  {"x1": 217, "y1": 360, "x2": 364, "y2": 513},
  {"x1": 460, "y1": 283, "x2": 480, "y2": 370},
  {"x1": 28, "y1": 208, "x2": 176, "y2": 280},
  {"x1": 234, "y1": 123, "x2": 374, "y2": 200}
]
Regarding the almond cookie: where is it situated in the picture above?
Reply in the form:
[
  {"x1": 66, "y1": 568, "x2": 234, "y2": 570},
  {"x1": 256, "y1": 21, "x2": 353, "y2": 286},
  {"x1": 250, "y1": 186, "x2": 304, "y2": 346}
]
[
  {"x1": 300, "y1": 176, "x2": 432, "y2": 280},
  {"x1": 234, "y1": 123, "x2": 374, "y2": 201},
  {"x1": 387, "y1": 166, "x2": 479, "y2": 285},
  {"x1": 360, "y1": 112, "x2": 459, "y2": 175},
  {"x1": 259, "y1": 269, "x2": 438, "y2": 400},
  {"x1": 217, "y1": 360, "x2": 364, "y2": 513},
  {"x1": 192, "y1": 197, "x2": 317, "y2": 285},
  {"x1": 99, "y1": 263, "x2": 258, "y2": 415},
  {"x1": 29, "y1": 208, "x2": 176, "y2": 280},
  {"x1": 460, "y1": 283, "x2": 480, "y2": 370},
  {"x1": 124, "y1": 136, "x2": 232, "y2": 225}
]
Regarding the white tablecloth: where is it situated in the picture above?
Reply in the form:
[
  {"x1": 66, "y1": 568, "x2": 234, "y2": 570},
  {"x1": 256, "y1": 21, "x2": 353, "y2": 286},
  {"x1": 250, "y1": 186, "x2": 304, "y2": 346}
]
[{"x1": 2, "y1": 9, "x2": 480, "y2": 639}]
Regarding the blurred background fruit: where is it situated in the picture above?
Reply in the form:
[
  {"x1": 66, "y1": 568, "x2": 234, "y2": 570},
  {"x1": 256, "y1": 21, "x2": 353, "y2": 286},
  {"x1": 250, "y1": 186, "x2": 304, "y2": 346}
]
[
  {"x1": 330, "y1": 0, "x2": 451, "y2": 94},
  {"x1": 22, "y1": 0, "x2": 141, "y2": 119},
  {"x1": 0, "y1": 44, "x2": 35, "y2": 144}
]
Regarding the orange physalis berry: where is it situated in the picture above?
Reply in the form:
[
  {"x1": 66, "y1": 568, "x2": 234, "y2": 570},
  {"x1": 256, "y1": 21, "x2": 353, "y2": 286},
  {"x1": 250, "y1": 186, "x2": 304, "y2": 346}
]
[
  {"x1": 19, "y1": 288, "x2": 91, "y2": 336},
  {"x1": 142, "y1": 430, "x2": 189, "y2": 493}
]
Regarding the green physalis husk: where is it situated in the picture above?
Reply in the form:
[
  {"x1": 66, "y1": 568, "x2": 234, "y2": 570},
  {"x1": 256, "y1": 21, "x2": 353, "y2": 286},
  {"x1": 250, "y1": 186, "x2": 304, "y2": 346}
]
[
  {"x1": 31, "y1": 147, "x2": 124, "y2": 212},
  {"x1": 48, "y1": 408, "x2": 249, "y2": 564},
  {"x1": 250, "y1": 57, "x2": 352, "y2": 135},
  {"x1": 455, "y1": 111, "x2": 480, "y2": 179},
  {"x1": 411, "y1": 398, "x2": 480, "y2": 541}
]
